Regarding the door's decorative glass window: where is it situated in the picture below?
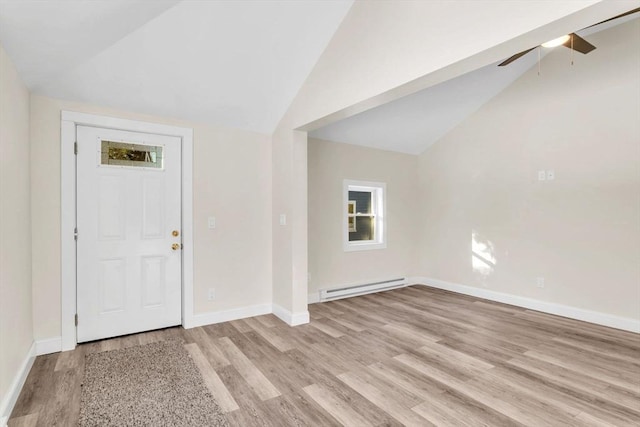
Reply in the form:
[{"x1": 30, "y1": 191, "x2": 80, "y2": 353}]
[{"x1": 101, "y1": 140, "x2": 163, "y2": 169}]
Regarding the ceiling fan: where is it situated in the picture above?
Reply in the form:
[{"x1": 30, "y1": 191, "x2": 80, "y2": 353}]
[{"x1": 499, "y1": 7, "x2": 640, "y2": 66}]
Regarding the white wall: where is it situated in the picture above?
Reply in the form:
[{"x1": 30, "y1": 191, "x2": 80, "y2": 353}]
[
  {"x1": 0, "y1": 44, "x2": 33, "y2": 417},
  {"x1": 30, "y1": 95, "x2": 273, "y2": 340},
  {"x1": 416, "y1": 19, "x2": 640, "y2": 322},
  {"x1": 308, "y1": 138, "x2": 419, "y2": 296},
  {"x1": 271, "y1": 128, "x2": 308, "y2": 319}
]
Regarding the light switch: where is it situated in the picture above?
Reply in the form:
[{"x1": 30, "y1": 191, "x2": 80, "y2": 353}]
[
  {"x1": 279, "y1": 214, "x2": 286, "y2": 226},
  {"x1": 208, "y1": 216, "x2": 216, "y2": 229},
  {"x1": 546, "y1": 170, "x2": 555, "y2": 180}
]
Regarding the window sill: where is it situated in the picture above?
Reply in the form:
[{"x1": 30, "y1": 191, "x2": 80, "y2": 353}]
[{"x1": 343, "y1": 241, "x2": 387, "y2": 252}]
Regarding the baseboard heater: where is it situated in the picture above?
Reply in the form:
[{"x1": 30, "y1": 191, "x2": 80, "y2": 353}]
[{"x1": 319, "y1": 278, "x2": 407, "y2": 302}]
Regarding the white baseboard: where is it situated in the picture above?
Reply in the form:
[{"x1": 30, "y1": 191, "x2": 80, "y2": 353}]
[
  {"x1": 35, "y1": 337, "x2": 62, "y2": 355},
  {"x1": 0, "y1": 342, "x2": 36, "y2": 425},
  {"x1": 272, "y1": 304, "x2": 310, "y2": 326},
  {"x1": 186, "y1": 304, "x2": 273, "y2": 329},
  {"x1": 188, "y1": 303, "x2": 309, "y2": 329},
  {"x1": 409, "y1": 277, "x2": 640, "y2": 333}
]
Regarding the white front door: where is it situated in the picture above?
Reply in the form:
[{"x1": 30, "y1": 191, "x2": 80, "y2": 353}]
[{"x1": 76, "y1": 126, "x2": 182, "y2": 343}]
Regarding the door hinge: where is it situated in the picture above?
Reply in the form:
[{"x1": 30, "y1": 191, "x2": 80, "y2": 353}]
[
  {"x1": 74, "y1": 141, "x2": 78, "y2": 155},
  {"x1": 74, "y1": 313, "x2": 78, "y2": 326},
  {"x1": 74, "y1": 227, "x2": 78, "y2": 241}
]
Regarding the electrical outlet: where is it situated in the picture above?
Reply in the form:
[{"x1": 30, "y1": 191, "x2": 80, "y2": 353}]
[
  {"x1": 538, "y1": 170, "x2": 546, "y2": 181},
  {"x1": 207, "y1": 288, "x2": 215, "y2": 300},
  {"x1": 536, "y1": 277, "x2": 545, "y2": 288}
]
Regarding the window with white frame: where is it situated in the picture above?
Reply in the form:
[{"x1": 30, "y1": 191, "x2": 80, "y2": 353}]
[{"x1": 343, "y1": 180, "x2": 386, "y2": 251}]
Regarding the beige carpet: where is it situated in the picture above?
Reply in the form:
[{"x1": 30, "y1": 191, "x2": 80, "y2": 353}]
[{"x1": 79, "y1": 339, "x2": 229, "y2": 427}]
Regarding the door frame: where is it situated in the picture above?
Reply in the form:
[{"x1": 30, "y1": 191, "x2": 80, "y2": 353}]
[{"x1": 61, "y1": 111, "x2": 194, "y2": 351}]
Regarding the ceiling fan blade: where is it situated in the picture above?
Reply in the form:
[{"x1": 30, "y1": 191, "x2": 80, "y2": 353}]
[
  {"x1": 499, "y1": 7, "x2": 636, "y2": 67},
  {"x1": 498, "y1": 47, "x2": 537, "y2": 66},
  {"x1": 585, "y1": 7, "x2": 640, "y2": 28},
  {"x1": 563, "y1": 33, "x2": 596, "y2": 54}
]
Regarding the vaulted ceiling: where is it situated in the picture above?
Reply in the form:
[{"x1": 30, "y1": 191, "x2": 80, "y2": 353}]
[
  {"x1": 1, "y1": 0, "x2": 635, "y2": 144},
  {"x1": 0, "y1": 0, "x2": 353, "y2": 133},
  {"x1": 310, "y1": 13, "x2": 639, "y2": 155},
  {"x1": 310, "y1": 54, "x2": 540, "y2": 155}
]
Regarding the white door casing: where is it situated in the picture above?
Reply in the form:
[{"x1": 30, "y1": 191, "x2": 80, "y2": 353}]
[{"x1": 76, "y1": 126, "x2": 182, "y2": 342}]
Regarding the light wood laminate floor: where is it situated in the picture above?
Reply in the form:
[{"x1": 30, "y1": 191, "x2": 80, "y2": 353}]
[{"x1": 9, "y1": 285, "x2": 640, "y2": 426}]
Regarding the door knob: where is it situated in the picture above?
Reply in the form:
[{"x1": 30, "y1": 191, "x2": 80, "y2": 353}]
[
  {"x1": 171, "y1": 243, "x2": 180, "y2": 251},
  {"x1": 172, "y1": 230, "x2": 179, "y2": 237}
]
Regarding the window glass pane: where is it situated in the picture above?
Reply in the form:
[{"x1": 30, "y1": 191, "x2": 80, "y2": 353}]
[
  {"x1": 348, "y1": 191, "x2": 372, "y2": 214},
  {"x1": 349, "y1": 216, "x2": 375, "y2": 241},
  {"x1": 348, "y1": 190, "x2": 375, "y2": 241},
  {"x1": 100, "y1": 140, "x2": 163, "y2": 169}
]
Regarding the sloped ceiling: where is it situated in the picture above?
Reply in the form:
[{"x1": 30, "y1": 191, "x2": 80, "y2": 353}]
[
  {"x1": 1, "y1": 1, "x2": 634, "y2": 140},
  {"x1": 0, "y1": 0, "x2": 354, "y2": 133},
  {"x1": 310, "y1": 53, "x2": 540, "y2": 155},
  {"x1": 310, "y1": 14, "x2": 638, "y2": 155}
]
